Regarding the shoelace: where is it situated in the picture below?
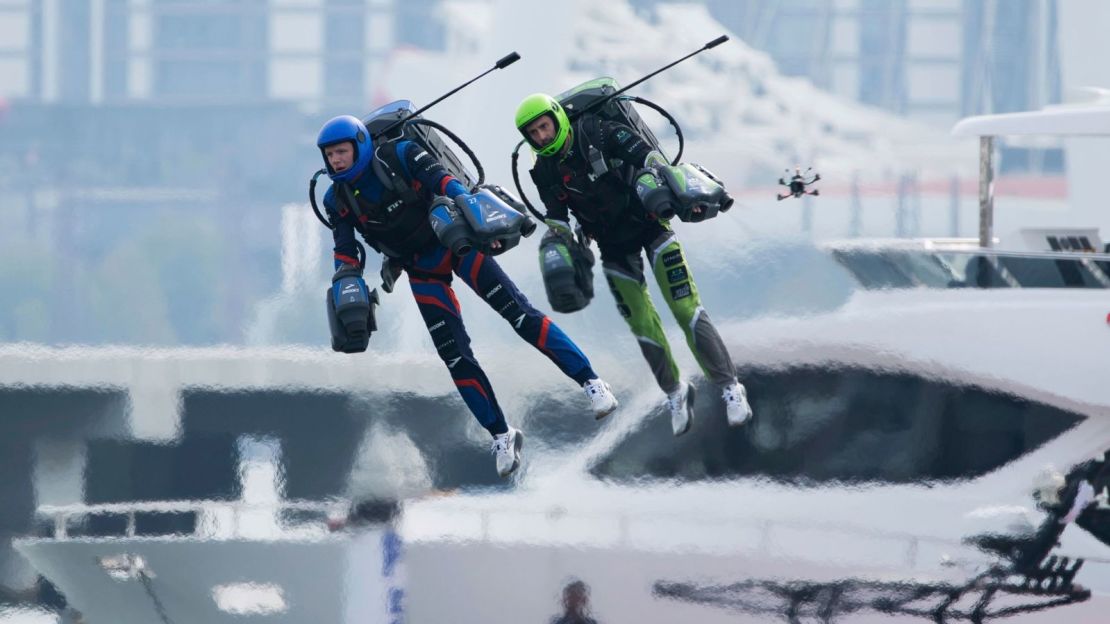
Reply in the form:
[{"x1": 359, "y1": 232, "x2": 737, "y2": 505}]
[
  {"x1": 723, "y1": 385, "x2": 744, "y2": 404},
  {"x1": 491, "y1": 433, "x2": 511, "y2": 454}
]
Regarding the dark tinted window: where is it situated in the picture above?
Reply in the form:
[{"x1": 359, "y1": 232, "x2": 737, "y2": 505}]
[
  {"x1": 940, "y1": 254, "x2": 1012, "y2": 288},
  {"x1": 590, "y1": 367, "x2": 1083, "y2": 486},
  {"x1": 85, "y1": 434, "x2": 239, "y2": 503},
  {"x1": 996, "y1": 256, "x2": 1105, "y2": 288}
]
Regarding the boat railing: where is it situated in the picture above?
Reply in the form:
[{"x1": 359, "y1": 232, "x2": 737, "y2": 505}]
[
  {"x1": 32, "y1": 499, "x2": 350, "y2": 540},
  {"x1": 404, "y1": 502, "x2": 985, "y2": 573}
]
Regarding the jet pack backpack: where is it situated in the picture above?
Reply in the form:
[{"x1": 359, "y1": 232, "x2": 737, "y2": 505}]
[
  {"x1": 362, "y1": 99, "x2": 478, "y2": 195},
  {"x1": 556, "y1": 77, "x2": 668, "y2": 158},
  {"x1": 368, "y1": 100, "x2": 534, "y2": 256},
  {"x1": 558, "y1": 78, "x2": 731, "y2": 223}
]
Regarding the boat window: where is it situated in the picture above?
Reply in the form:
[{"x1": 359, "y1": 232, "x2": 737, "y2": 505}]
[
  {"x1": 1052, "y1": 235, "x2": 1091, "y2": 251},
  {"x1": 835, "y1": 248, "x2": 1110, "y2": 290},
  {"x1": 589, "y1": 367, "x2": 1084, "y2": 486},
  {"x1": 830, "y1": 250, "x2": 916, "y2": 288},
  {"x1": 833, "y1": 250, "x2": 962, "y2": 288},
  {"x1": 84, "y1": 433, "x2": 240, "y2": 504},
  {"x1": 944, "y1": 254, "x2": 1013, "y2": 288},
  {"x1": 885, "y1": 251, "x2": 957, "y2": 287},
  {"x1": 995, "y1": 256, "x2": 1105, "y2": 288}
]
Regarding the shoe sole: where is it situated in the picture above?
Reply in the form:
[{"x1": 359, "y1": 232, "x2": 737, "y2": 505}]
[
  {"x1": 674, "y1": 384, "x2": 696, "y2": 437},
  {"x1": 591, "y1": 383, "x2": 619, "y2": 420},
  {"x1": 499, "y1": 430, "x2": 524, "y2": 478},
  {"x1": 728, "y1": 406, "x2": 753, "y2": 427},
  {"x1": 595, "y1": 400, "x2": 619, "y2": 420}
]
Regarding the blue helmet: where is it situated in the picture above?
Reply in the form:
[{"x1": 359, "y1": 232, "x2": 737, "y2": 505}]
[{"x1": 317, "y1": 115, "x2": 373, "y2": 183}]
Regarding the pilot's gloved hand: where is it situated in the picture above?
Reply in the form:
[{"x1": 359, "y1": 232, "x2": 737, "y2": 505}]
[
  {"x1": 428, "y1": 195, "x2": 475, "y2": 256},
  {"x1": 633, "y1": 168, "x2": 679, "y2": 221},
  {"x1": 327, "y1": 264, "x2": 377, "y2": 354}
]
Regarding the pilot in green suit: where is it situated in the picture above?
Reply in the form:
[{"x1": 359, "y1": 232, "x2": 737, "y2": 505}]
[{"x1": 515, "y1": 93, "x2": 753, "y2": 435}]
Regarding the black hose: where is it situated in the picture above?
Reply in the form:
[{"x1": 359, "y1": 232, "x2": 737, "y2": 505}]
[
  {"x1": 354, "y1": 240, "x2": 367, "y2": 270},
  {"x1": 309, "y1": 168, "x2": 333, "y2": 229},
  {"x1": 409, "y1": 118, "x2": 485, "y2": 188},
  {"x1": 309, "y1": 168, "x2": 368, "y2": 269},
  {"x1": 511, "y1": 140, "x2": 546, "y2": 220},
  {"x1": 624, "y1": 95, "x2": 684, "y2": 165}
]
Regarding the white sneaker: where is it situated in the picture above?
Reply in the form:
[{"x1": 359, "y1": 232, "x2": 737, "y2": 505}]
[
  {"x1": 491, "y1": 427, "x2": 524, "y2": 477},
  {"x1": 583, "y1": 378, "x2": 619, "y2": 419},
  {"x1": 723, "y1": 381, "x2": 753, "y2": 427},
  {"x1": 667, "y1": 382, "x2": 696, "y2": 436}
]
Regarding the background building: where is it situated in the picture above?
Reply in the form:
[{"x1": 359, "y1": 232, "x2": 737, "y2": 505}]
[
  {"x1": 0, "y1": 0, "x2": 1092, "y2": 347},
  {"x1": 637, "y1": 0, "x2": 1064, "y2": 174}
]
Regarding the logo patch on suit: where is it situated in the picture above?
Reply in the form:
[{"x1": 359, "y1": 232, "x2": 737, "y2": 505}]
[
  {"x1": 661, "y1": 249, "x2": 683, "y2": 268},
  {"x1": 666, "y1": 266, "x2": 688, "y2": 284},
  {"x1": 670, "y1": 283, "x2": 692, "y2": 300}
]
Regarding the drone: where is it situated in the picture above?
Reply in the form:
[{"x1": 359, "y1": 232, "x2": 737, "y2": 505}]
[{"x1": 777, "y1": 166, "x2": 820, "y2": 201}]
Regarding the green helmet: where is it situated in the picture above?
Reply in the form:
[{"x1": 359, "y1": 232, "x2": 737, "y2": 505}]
[{"x1": 515, "y1": 93, "x2": 571, "y2": 157}]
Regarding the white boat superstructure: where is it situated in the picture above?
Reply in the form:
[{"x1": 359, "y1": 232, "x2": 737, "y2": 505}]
[{"x1": 396, "y1": 262, "x2": 1110, "y2": 622}]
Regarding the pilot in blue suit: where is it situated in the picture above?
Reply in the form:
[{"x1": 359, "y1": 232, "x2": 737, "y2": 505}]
[{"x1": 317, "y1": 114, "x2": 618, "y2": 477}]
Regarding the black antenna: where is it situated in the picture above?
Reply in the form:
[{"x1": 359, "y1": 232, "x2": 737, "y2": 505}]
[
  {"x1": 569, "y1": 35, "x2": 729, "y2": 120},
  {"x1": 373, "y1": 51, "x2": 521, "y2": 138}
]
